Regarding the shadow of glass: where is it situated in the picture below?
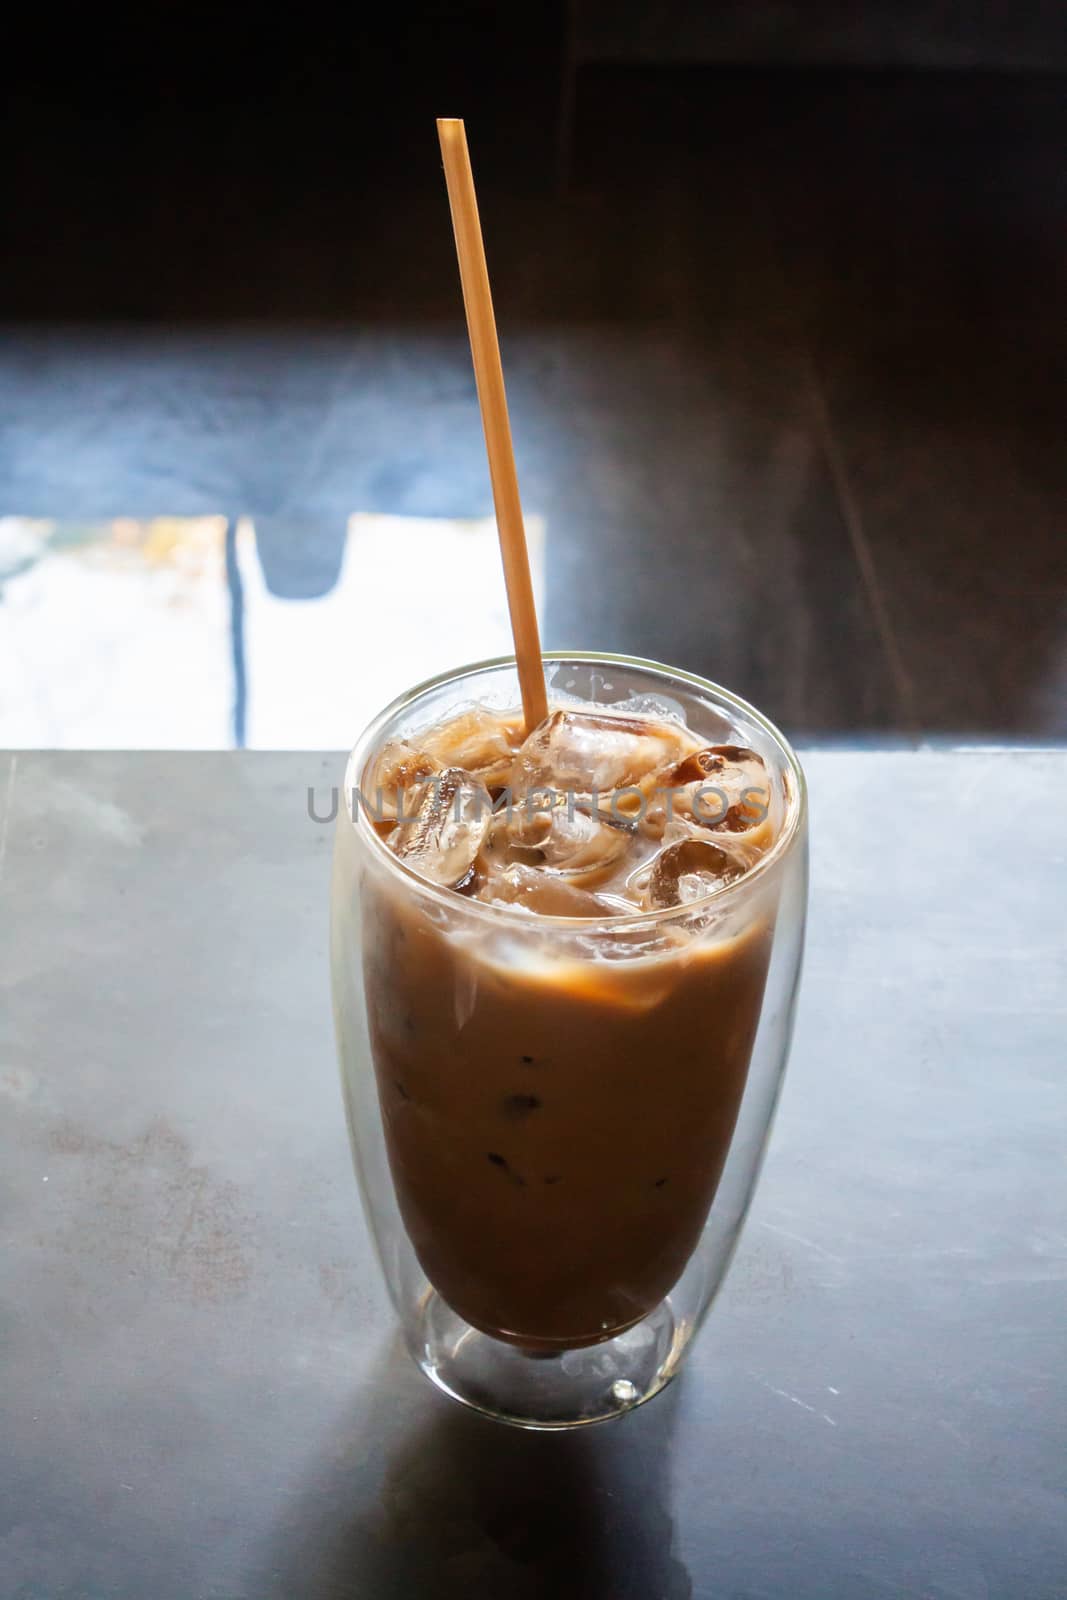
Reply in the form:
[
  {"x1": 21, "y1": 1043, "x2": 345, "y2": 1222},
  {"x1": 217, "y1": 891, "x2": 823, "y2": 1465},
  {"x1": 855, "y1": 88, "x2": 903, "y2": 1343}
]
[{"x1": 259, "y1": 1337, "x2": 692, "y2": 1600}]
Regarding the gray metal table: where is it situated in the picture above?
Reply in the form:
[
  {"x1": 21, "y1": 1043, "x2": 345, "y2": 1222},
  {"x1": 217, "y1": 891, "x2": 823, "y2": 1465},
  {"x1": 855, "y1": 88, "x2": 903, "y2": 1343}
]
[{"x1": 1, "y1": 751, "x2": 1064, "y2": 1600}]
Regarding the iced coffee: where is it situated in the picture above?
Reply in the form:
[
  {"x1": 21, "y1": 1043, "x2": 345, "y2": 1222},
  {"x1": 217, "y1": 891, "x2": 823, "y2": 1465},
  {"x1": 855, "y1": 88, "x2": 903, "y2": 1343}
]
[{"x1": 355, "y1": 695, "x2": 784, "y2": 1350}]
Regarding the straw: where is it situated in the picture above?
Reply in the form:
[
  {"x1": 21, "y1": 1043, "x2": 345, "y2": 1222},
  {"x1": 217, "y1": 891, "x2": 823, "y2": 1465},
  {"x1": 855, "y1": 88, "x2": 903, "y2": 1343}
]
[{"x1": 437, "y1": 117, "x2": 548, "y2": 733}]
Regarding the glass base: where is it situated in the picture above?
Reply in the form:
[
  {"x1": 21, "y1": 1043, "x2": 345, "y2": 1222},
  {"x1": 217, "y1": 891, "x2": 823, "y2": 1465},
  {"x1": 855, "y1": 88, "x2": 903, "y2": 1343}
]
[{"x1": 412, "y1": 1289, "x2": 685, "y2": 1430}]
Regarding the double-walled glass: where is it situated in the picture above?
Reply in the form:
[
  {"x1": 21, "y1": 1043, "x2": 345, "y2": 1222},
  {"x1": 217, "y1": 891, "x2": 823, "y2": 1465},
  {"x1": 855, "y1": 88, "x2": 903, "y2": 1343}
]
[{"x1": 331, "y1": 654, "x2": 807, "y2": 1429}]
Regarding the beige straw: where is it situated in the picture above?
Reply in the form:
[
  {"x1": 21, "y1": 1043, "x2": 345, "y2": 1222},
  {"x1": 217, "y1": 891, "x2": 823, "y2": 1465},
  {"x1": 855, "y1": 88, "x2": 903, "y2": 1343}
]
[{"x1": 437, "y1": 117, "x2": 548, "y2": 733}]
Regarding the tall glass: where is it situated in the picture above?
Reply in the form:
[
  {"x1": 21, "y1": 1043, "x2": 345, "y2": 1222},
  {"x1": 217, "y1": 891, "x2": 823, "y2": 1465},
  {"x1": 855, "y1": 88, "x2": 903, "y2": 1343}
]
[{"x1": 331, "y1": 654, "x2": 807, "y2": 1429}]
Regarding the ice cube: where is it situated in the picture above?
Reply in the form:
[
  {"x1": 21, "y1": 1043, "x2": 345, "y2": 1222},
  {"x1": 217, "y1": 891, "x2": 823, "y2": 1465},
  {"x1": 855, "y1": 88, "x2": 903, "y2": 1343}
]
[
  {"x1": 643, "y1": 837, "x2": 745, "y2": 910},
  {"x1": 362, "y1": 739, "x2": 441, "y2": 824},
  {"x1": 389, "y1": 767, "x2": 492, "y2": 888},
  {"x1": 498, "y1": 796, "x2": 631, "y2": 882},
  {"x1": 516, "y1": 709, "x2": 689, "y2": 795},
  {"x1": 479, "y1": 864, "x2": 628, "y2": 918},
  {"x1": 663, "y1": 745, "x2": 770, "y2": 834},
  {"x1": 420, "y1": 707, "x2": 520, "y2": 789}
]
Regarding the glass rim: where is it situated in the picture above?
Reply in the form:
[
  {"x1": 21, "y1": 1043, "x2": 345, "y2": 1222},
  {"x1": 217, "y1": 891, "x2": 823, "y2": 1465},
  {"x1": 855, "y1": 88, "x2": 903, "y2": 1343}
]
[{"x1": 343, "y1": 651, "x2": 807, "y2": 931}]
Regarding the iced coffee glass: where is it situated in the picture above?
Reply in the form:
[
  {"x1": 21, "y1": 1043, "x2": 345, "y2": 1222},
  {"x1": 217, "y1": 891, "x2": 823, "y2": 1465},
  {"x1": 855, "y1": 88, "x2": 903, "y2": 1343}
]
[{"x1": 331, "y1": 653, "x2": 807, "y2": 1429}]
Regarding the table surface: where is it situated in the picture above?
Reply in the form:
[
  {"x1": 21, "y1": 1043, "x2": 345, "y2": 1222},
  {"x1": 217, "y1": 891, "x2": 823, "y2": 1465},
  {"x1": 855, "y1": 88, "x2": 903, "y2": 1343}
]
[{"x1": 1, "y1": 750, "x2": 1064, "y2": 1600}]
